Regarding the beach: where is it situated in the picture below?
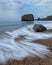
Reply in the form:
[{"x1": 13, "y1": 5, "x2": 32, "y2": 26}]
[
  {"x1": 0, "y1": 21, "x2": 52, "y2": 65},
  {"x1": 2, "y1": 40, "x2": 52, "y2": 65},
  {"x1": 0, "y1": 31, "x2": 52, "y2": 65}
]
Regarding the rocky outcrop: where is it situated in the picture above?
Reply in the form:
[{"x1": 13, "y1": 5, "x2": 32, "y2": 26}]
[
  {"x1": 33, "y1": 24, "x2": 47, "y2": 32},
  {"x1": 37, "y1": 15, "x2": 52, "y2": 21},
  {"x1": 22, "y1": 14, "x2": 34, "y2": 21},
  {"x1": 46, "y1": 15, "x2": 52, "y2": 20}
]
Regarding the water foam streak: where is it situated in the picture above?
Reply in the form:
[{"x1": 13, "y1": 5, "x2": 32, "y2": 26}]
[{"x1": 0, "y1": 24, "x2": 52, "y2": 64}]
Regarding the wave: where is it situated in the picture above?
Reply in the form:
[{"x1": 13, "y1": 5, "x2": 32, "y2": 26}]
[{"x1": 0, "y1": 24, "x2": 52, "y2": 64}]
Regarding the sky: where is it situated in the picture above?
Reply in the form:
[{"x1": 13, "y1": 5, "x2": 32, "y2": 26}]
[{"x1": 0, "y1": 0, "x2": 52, "y2": 20}]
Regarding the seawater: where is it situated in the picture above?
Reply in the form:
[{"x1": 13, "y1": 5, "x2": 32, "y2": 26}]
[
  {"x1": 0, "y1": 20, "x2": 52, "y2": 64},
  {"x1": 0, "y1": 20, "x2": 33, "y2": 32},
  {"x1": 0, "y1": 20, "x2": 52, "y2": 32}
]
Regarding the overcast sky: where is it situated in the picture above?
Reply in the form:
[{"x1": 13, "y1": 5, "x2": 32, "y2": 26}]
[{"x1": 0, "y1": 0, "x2": 52, "y2": 20}]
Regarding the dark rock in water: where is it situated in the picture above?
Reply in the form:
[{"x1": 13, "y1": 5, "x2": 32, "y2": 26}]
[
  {"x1": 15, "y1": 35, "x2": 26, "y2": 41},
  {"x1": 22, "y1": 14, "x2": 34, "y2": 21},
  {"x1": 33, "y1": 24, "x2": 47, "y2": 32}
]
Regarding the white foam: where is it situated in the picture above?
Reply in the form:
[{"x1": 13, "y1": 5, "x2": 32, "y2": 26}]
[
  {"x1": 43, "y1": 23, "x2": 52, "y2": 30},
  {"x1": 0, "y1": 23, "x2": 52, "y2": 64}
]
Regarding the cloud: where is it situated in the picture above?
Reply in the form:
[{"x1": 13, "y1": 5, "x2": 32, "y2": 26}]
[
  {"x1": 36, "y1": 0, "x2": 51, "y2": 5},
  {"x1": 18, "y1": 0, "x2": 52, "y2": 6},
  {"x1": 0, "y1": 0, "x2": 21, "y2": 20},
  {"x1": 0, "y1": 0, "x2": 52, "y2": 9},
  {"x1": 0, "y1": 0, "x2": 52, "y2": 20}
]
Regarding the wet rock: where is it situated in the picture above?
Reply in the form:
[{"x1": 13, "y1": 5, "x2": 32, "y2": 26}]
[
  {"x1": 15, "y1": 35, "x2": 26, "y2": 41},
  {"x1": 22, "y1": 14, "x2": 34, "y2": 21},
  {"x1": 33, "y1": 24, "x2": 47, "y2": 32}
]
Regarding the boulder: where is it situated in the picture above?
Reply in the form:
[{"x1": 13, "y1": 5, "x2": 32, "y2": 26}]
[
  {"x1": 22, "y1": 14, "x2": 34, "y2": 21},
  {"x1": 33, "y1": 24, "x2": 47, "y2": 32}
]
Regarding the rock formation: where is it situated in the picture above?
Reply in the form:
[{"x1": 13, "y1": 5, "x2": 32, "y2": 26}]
[
  {"x1": 33, "y1": 24, "x2": 47, "y2": 32},
  {"x1": 22, "y1": 14, "x2": 34, "y2": 21}
]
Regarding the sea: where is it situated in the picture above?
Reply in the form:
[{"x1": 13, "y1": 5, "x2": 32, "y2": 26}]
[
  {"x1": 0, "y1": 20, "x2": 52, "y2": 64},
  {"x1": 0, "y1": 20, "x2": 52, "y2": 32}
]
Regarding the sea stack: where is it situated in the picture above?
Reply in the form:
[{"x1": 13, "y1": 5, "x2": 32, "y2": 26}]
[{"x1": 22, "y1": 14, "x2": 34, "y2": 21}]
